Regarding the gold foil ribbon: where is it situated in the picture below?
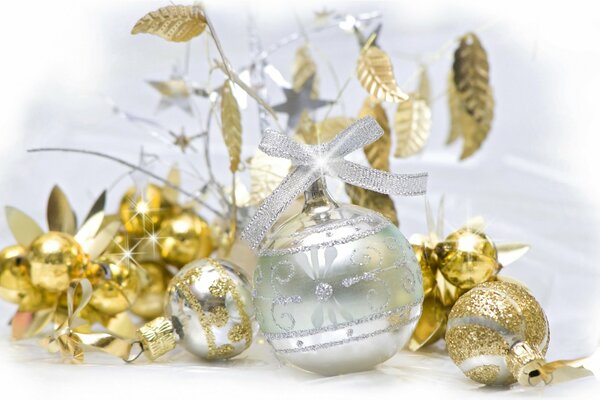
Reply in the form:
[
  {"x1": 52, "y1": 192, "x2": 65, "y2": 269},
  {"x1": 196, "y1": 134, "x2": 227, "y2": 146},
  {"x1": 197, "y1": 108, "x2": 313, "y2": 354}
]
[{"x1": 40, "y1": 279, "x2": 141, "y2": 363}]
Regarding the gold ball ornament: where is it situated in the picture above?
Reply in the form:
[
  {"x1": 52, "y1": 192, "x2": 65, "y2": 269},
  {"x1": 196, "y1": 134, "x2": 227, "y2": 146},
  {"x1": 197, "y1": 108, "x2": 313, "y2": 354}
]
[
  {"x1": 158, "y1": 211, "x2": 213, "y2": 268},
  {"x1": 0, "y1": 245, "x2": 45, "y2": 309},
  {"x1": 436, "y1": 228, "x2": 500, "y2": 290},
  {"x1": 28, "y1": 232, "x2": 87, "y2": 292},
  {"x1": 130, "y1": 261, "x2": 171, "y2": 320},
  {"x1": 446, "y1": 281, "x2": 549, "y2": 386},
  {"x1": 85, "y1": 256, "x2": 141, "y2": 315},
  {"x1": 119, "y1": 184, "x2": 168, "y2": 236}
]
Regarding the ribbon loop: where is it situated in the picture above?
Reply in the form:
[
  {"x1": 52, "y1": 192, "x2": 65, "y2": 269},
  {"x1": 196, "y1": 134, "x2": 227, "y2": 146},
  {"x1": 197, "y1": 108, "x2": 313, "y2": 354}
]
[{"x1": 241, "y1": 116, "x2": 428, "y2": 250}]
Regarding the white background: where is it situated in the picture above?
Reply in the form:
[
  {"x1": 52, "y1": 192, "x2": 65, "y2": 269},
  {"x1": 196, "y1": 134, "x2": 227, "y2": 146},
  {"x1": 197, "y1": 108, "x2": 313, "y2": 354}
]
[{"x1": 1, "y1": 0, "x2": 600, "y2": 398}]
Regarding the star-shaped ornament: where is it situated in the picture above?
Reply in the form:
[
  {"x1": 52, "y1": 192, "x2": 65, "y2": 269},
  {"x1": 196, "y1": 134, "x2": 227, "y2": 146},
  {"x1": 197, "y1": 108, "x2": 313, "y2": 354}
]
[
  {"x1": 272, "y1": 75, "x2": 333, "y2": 130},
  {"x1": 169, "y1": 127, "x2": 203, "y2": 153}
]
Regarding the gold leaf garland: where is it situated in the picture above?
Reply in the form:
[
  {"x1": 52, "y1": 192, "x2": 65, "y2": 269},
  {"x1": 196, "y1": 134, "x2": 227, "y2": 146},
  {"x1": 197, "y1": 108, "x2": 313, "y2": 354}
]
[
  {"x1": 450, "y1": 32, "x2": 494, "y2": 159},
  {"x1": 393, "y1": 95, "x2": 432, "y2": 158},
  {"x1": 358, "y1": 97, "x2": 391, "y2": 171},
  {"x1": 220, "y1": 80, "x2": 242, "y2": 173},
  {"x1": 356, "y1": 45, "x2": 409, "y2": 103},
  {"x1": 292, "y1": 45, "x2": 319, "y2": 98},
  {"x1": 131, "y1": 5, "x2": 207, "y2": 42}
]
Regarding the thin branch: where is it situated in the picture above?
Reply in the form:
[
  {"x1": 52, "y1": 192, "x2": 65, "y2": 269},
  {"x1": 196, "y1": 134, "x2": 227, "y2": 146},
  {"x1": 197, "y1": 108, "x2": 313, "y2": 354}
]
[{"x1": 27, "y1": 147, "x2": 225, "y2": 218}]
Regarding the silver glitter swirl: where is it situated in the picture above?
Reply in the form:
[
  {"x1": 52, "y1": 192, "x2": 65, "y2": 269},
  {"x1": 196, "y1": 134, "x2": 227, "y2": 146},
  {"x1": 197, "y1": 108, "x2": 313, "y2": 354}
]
[{"x1": 241, "y1": 117, "x2": 428, "y2": 250}]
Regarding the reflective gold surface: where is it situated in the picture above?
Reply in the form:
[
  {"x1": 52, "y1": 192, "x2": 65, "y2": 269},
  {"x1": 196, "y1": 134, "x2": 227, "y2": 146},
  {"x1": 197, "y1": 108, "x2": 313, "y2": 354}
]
[
  {"x1": 28, "y1": 232, "x2": 87, "y2": 292},
  {"x1": 436, "y1": 228, "x2": 499, "y2": 289},
  {"x1": 131, "y1": 261, "x2": 171, "y2": 319},
  {"x1": 0, "y1": 245, "x2": 40, "y2": 305},
  {"x1": 119, "y1": 184, "x2": 167, "y2": 236},
  {"x1": 158, "y1": 211, "x2": 213, "y2": 268},
  {"x1": 85, "y1": 256, "x2": 141, "y2": 315}
]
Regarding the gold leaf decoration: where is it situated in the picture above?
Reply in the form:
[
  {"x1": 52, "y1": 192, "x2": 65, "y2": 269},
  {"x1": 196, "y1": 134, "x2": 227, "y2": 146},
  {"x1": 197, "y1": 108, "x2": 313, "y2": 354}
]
[
  {"x1": 394, "y1": 95, "x2": 432, "y2": 158},
  {"x1": 163, "y1": 164, "x2": 181, "y2": 205},
  {"x1": 221, "y1": 80, "x2": 242, "y2": 173},
  {"x1": 446, "y1": 72, "x2": 464, "y2": 145},
  {"x1": 497, "y1": 243, "x2": 530, "y2": 267},
  {"x1": 47, "y1": 185, "x2": 76, "y2": 234},
  {"x1": 418, "y1": 65, "x2": 431, "y2": 105},
  {"x1": 247, "y1": 151, "x2": 291, "y2": 206},
  {"x1": 292, "y1": 45, "x2": 319, "y2": 98},
  {"x1": 451, "y1": 32, "x2": 494, "y2": 159},
  {"x1": 356, "y1": 46, "x2": 409, "y2": 103},
  {"x1": 296, "y1": 116, "x2": 355, "y2": 145},
  {"x1": 5, "y1": 207, "x2": 44, "y2": 247},
  {"x1": 131, "y1": 5, "x2": 207, "y2": 42},
  {"x1": 358, "y1": 97, "x2": 391, "y2": 171},
  {"x1": 345, "y1": 185, "x2": 399, "y2": 226}
]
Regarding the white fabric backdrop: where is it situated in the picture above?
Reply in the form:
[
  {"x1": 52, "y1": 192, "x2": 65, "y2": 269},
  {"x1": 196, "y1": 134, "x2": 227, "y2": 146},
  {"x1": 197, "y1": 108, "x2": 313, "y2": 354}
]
[{"x1": 0, "y1": 0, "x2": 599, "y2": 398}]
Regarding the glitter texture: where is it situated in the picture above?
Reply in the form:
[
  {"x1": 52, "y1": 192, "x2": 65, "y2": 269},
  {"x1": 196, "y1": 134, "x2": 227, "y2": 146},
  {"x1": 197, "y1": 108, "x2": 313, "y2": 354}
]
[{"x1": 445, "y1": 281, "x2": 549, "y2": 385}]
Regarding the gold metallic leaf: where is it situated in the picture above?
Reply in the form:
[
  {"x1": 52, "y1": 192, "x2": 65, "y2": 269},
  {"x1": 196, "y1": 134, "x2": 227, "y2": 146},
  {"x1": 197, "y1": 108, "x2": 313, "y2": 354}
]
[
  {"x1": 131, "y1": 4, "x2": 206, "y2": 42},
  {"x1": 297, "y1": 116, "x2": 355, "y2": 145},
  {"x1": 408, "y1": 289, "x2": 447, "y2": 351},
  {"x1": 356, "y1": 46, "x2": 409, "y2": 103},
  {"x1": 292, "y1": 45, "x2": 319, "y2": 98},
  {"x1": 446, "y1": 72, "x2": 464, "y2": 145},
  {"x1": 221, "y1": 80, "x2": 242, "y2": 173},
  {"x1": 358, "y1": 97, "x2": 391, "y2": 171},
  {"x1": 83, "y1": 190, "x2": 106, "y2": 224},
  {"x1": 461, "y1": 215, "x2": 486, "y2": 232},
  {"x1": 497, "y1": 243, "x2": 530, "y2": 266},
  {"x1": 452, "y1": 33, "x2": 494, "y2": 159},
  {"x1": 5, "y1": 206, "x2": 44, "y2": 247},
  {"x1": 393, "y1": 94, "x2": 432, "y2": 158},
  {"x1": 163, "y1": 164, "x2": 181, "y2": 205},
  {"x1": 248, "y1": 150, "x2": 291, "y2": 206},
  {"x1": 87, "y1": 221, "x2": 120, "y2": 260},
  {"x1": 47, "y1": 185, "x2": 76, "y2": 234},
  {"x1": 75, "y1": 212, "x2": 104, "y2": 251},
  {"x1": 418, "y1": 65, "x2": 431, "y2": 106},
  {"x1": 345, "y1": 184, "x2": 398, "y2": 226}
]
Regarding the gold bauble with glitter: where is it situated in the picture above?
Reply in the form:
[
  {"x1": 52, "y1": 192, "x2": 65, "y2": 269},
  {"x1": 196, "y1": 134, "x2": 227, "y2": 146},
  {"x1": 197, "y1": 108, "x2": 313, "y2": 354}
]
[
  {"x1": 85, "y1": 256, "x2": 141, "y2": 315},
  {"x1": 130, "y1": 261, "x2": 171, "y2": 319},
  {"x1": 446, "y1": 281, "x2": 549, "y2": 386},
  {"x1": 119, "y1": 184, "x2": 167, "y2": 236},
  {"x1": 158, "y1": 211, "x2": 213, "y2": 268},
  {"x1": 436, "y1": 228, "x2": 499, "y2": 289},
  {"x1": 28, "y1": 232, "x2": 87, "y2": 292},
  {"x1": 0, "y1": 245, "x2": 45, "y2": 309}
]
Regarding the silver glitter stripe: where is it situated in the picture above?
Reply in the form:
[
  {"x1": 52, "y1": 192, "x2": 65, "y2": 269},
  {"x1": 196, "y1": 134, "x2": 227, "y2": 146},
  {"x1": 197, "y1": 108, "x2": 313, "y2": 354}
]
[
  {"x1": 273, "y1": 314, "x2": 421, "y2": 354},
  {"x1": 258, "y1": 218, "x2": 388, "y2": 257},
  {"x1": 263, "y1": 298, "x2": 423, "y2": 340},
  {"x1": 240, "y1": 116, "x2": 428, "y2": 250},
  {"x1": 288, "y1": 214, "x2": 381, "y2": 237},
  {"x1": 447, "y1": 316, "x2": 522, "y2": 346}
]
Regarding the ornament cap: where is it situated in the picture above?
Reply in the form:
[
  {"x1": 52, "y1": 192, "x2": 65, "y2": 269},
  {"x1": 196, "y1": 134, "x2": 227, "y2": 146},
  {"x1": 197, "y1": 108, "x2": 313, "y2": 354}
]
[
  {"x1": 507, "y1": 341, "x2": 547, "y2": 386},
  {"x1": 137, "y1": 316, "x2": 177, "y2": 360},
  {"x1": 302, "y1": 177, "x2": 338, "y2": 216}
]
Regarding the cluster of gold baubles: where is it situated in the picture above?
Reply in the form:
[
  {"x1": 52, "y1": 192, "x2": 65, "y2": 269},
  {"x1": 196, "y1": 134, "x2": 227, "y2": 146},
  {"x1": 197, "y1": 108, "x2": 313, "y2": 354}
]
[
  {"x1": 409, "y1": 222, "x2": 526, "y2": 351},
  {"x1": 0, "y1": 183, "x2": 215, "y2": 338}
]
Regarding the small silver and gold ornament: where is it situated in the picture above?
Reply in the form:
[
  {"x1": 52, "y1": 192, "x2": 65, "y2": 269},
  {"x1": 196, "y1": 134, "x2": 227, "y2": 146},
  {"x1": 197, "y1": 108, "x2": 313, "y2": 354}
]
[
  {"x1": 136, "y1": 258, "x2": 256, "y2": 361},
  {"x1": 242, "y1": 117, "x2": 428, "y2": 375}
]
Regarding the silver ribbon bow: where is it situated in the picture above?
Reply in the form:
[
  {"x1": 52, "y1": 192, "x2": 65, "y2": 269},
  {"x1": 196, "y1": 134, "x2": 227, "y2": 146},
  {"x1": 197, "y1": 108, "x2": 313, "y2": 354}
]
[{"x1": 241, "y1": 117, "x2": 428, "y2": 250}]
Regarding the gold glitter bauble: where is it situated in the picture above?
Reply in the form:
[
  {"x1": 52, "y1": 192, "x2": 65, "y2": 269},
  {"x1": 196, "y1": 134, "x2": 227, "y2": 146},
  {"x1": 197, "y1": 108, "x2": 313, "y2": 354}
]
[
  {"x1": 119, "y1": 184, "x2": 168, "y2": 236},
  {"x1": 130, "y1": 261, "x2": 171, "y2": 319},
  {"x1": 28, "y1": 232, "x2": 87, "y2": 292},
  {"x1": 158, "y1": 211, "x2": 213, "y2": 268},
  {"x1": 446, "y1": 281, "x2": 549, "y2": 386},
  {"x1": 85, "y1": 256, "x2": 141, "y2": 315},
  {"x1": 436, "y1": 228, "x2": 499, "y2": 289},
  {"x1": 0, "y1": 245, "x2": 42, "y2": 304}
]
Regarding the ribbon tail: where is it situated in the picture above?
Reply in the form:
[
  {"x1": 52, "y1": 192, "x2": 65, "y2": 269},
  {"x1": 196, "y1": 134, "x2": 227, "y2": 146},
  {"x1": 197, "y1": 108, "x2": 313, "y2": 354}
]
[
  {"x1": 330, "y1": 160, "x2": 427, "y2": 196},
  {"x1": 537, "y1": 358, "x2": 595, "y2": 385},
  {"x1": 75, "y1": 332, "x2": 140, "y2": 362},
  {"x1": 241, "y1": 166, "x2": 319, "y2": 250}
]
